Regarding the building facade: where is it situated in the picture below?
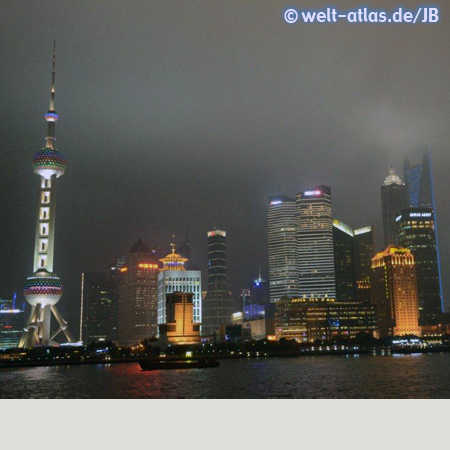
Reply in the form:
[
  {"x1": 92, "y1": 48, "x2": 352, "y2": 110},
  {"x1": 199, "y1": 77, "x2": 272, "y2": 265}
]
[
  {"x1": 118, "y1": 239, "x2": 159, "y2": 345},
  {"x1": 274, "y1": 297, "x2": 308, "y2": 342},
  {"x1": 381, "y1": 167, "x2": 407, "y2": 247},
  {"x1": 296, "y1": 186, "x2": 336, "y2": 300},
  {"x1": 268, "y1": 196, "x2": 298, "y2": 302},
  {"x1": 396, "y1": 208, "x2": 442, "y2": 325},
  {"x1": 371, "y1": 246, "x2": 421, "y2": 337},
  {"x1": 249, "y1": 271, "x2": 270, "y2": 305},
  {"x1": 354, "y1": 226, "x2": 374, "y2": 303},
  {"x1": 0, "y1": 297, "x2": 25, "y2": 349},
  {"x1": 158, "y1": 292, "x2": 201, "y2": 345},
  {"x1": 275, "y1": 297, "x2": 377, "y2": 343},
  {"x1": 157, "y1": 244, "x2": 201, "y2": 332},
  {"x1": 240, "y1": 272, "x2": 270, "y2": 321},
  {"x1": 404, "y1": 151, "x2": 444, "y2": 306},
  {"x1": 80, "y1": 272, "x2": 115, "y2": 344},
  {"x1": 105, "y1": 255, "x2": 127, "y2": 340},
  {"x1": 404, "y1": 152, "x2": 433, "y2": 209},
  {"x1": 333, "y1": 220, "x2": 357, "y2": 303},
  {"x1": 202, "y1": 230, "x2": 234, "y2": 336}
]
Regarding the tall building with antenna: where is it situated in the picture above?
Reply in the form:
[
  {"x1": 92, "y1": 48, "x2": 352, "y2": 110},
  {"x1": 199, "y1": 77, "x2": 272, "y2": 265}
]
[{"x1": 19, "y1": 43, "x2": 74, "y2": 347}]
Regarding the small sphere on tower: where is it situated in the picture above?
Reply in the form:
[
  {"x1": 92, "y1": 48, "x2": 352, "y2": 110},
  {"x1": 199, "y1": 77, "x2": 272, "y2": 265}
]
[
  {"x1": 45, "y1": 111, "x2": 59, "y2": 122},
  {"x1": 23, "y1": 270, "x2": 63, "y2": 307},
  {"x1": 32, "y1": 148, "x2": 67, "y2": 179}
]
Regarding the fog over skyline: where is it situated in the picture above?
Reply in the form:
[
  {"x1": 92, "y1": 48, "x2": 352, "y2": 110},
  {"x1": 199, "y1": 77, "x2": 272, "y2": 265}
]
[{"x1": 1, "y1": 0, "x2": 450, "y2": 334}]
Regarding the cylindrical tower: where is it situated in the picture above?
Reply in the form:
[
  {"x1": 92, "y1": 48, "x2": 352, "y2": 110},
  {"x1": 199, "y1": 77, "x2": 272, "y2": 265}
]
[{"x1": 19, "y1": 43, "x2": 74, "y2": 348}]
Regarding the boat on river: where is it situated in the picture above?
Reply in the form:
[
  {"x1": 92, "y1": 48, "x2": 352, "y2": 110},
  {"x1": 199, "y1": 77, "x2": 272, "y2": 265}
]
[{"x1": 139, "y1": 358, "x2": 220, "y2": 371}]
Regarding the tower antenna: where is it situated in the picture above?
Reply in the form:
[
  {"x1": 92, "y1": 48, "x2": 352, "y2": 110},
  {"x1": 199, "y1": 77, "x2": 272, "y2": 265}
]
[{"x1": 50, "y1": 40, "x2": 56, "y2": 111}]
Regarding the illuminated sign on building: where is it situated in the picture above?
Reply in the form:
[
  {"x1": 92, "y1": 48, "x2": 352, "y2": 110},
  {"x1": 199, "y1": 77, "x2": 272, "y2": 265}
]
[
  {"x1": 304, "y1": 190, "x2": 322, "y2": 196},
  {"x1": 409, "y1": 212, "x2": 432, "y2": 218},
  {"x1": 270, "y1": 200, "x2": 282, "y2": 205},
  {"x1": 397, "y1": 212, "x2": 433, "y2": 221},
  {"x1": 138, "y1": 263, "x2": 158, "y2": 269}
]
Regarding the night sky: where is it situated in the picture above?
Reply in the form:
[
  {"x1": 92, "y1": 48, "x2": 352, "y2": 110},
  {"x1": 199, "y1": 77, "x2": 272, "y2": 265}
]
[{"x1": 1, "y1": 1, "x2": 450, "y2": 335}]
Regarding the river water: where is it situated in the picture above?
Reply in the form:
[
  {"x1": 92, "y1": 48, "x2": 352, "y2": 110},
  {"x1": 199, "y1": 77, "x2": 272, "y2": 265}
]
[{"x1": 1, "y1": 353, "x2": 450, "y2": 398}]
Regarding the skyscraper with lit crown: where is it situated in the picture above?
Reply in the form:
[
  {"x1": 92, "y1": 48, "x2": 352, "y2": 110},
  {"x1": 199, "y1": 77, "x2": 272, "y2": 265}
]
[
  {"x1": 202, "y1": 229, "x2": 234, "y2": 336},
  {"x1": 381, "y1": 167, "x2": 407, "y2": 247},
  {"x1": 371, "y1": 246, "x2": 421, "y2": 337},
  {"x1": 19, "y1": 43, "x2": 74, "y2": 347},
  {"x1": 268, "y1": 196, "x2": 298, "y2": 302},
  {"x1": 296, "y1": 186, "x2": 336, "y2": 300},
  {"x1": 332, "y1": 220, "x2": 357, "y2": 303}
]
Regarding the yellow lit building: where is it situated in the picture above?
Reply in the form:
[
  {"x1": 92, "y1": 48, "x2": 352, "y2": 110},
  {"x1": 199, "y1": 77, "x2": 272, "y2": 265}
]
[
  {"x1": 158, "y1": 292, "x2": 201, "y2": 345},
  {"x1": 371, "y1": 246, "x2": 421, "y2": 337},
  {"x1": 157, "y1": 244, "x2": 202, "y2": 330},
  {"x1": 274, "y1": 296, "x2": 377, "y2": 342}
]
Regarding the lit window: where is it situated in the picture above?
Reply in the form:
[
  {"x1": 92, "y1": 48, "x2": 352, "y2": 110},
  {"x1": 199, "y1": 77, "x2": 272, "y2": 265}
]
[
  {"x1": 40, "y1": 207, "x2": 50, "y2": 220},
  {"x1": 40, "y1": 239, "x2": 48, "y2": 252}
]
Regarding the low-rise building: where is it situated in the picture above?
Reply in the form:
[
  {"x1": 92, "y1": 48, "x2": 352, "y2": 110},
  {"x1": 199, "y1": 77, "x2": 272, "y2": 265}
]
[{"x1": 0, "y1": 297, "x2": 25, "y2": 349}]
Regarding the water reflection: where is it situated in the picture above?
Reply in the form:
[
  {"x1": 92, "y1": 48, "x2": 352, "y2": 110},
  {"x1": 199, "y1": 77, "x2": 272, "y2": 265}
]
[{"x1": 1, "y1": 354, "x2": 450, "y2": 399}]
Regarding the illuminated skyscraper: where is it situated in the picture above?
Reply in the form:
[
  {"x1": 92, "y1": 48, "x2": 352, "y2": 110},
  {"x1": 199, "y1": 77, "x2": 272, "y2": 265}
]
[
  {"x1": 118, "y1": 239, "x2": 159, "y2": 345},
  {"x1": 354, "y1": 226, "x2": 374, "y2": 302},
  {"x1": 19, "y1": 43, "x2": 74, "y2": 347},
  {"x1": 397, "y1": 208, "x2": 442, "y2": 325},
  {"x1": 250, "y1": 270, "x2": 270, "y2": 305},
  {"x1": 333, "y1": 220, "x2": 357, "y2": 303},
  {"x1": 239, "y1": 271, "x2": 269, "y2": 321},
  {"x1": 381, "y1": 167, "x2": 407, "y2": 247},
  {"x1": 404, "y1": 151, "x2": 443, "y2": 304},
  {"x1": 268, "y1": 196, "x2": 298, "y2": 302},
  {"x1": 371, "y1": 246, "x2": 421, "y2": 337},
  {"x1": 296, "y1": 186, "x2": 336, "y2": 300},
  {"x1": 157, "y1": 243, "x2": 201, "y2": 331},
  {"x1": 202, "y1": 230, "x2": 234, "y2": 336}
]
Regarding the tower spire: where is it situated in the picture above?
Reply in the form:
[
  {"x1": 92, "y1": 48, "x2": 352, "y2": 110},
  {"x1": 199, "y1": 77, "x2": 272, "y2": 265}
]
[
  {"x1": 45, "y1": 41, "x2": 58, "y2": 149},
  {"x1": 50, "y1": 40, "x2": 56, "y2": 111}
]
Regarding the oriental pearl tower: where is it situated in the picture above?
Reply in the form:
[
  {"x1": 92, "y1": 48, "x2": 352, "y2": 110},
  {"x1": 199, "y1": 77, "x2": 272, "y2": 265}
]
[{"x1": 19, "y1": 43, "x2": 74, "y2": 347}]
